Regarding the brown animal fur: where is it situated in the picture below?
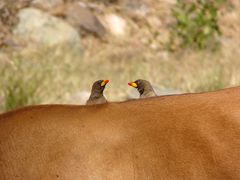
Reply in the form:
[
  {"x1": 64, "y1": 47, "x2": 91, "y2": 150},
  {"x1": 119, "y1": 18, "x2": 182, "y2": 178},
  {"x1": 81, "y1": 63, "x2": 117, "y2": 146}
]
[{"x1": 0, "y1": 87, "x2": 240, "y2": 179}]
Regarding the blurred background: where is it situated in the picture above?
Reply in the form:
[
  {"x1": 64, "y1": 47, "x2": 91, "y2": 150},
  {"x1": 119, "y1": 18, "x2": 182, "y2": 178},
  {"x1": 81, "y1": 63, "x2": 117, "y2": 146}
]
[{"x1": 0, "y1": 0, "x2": 239, "y2": 112}]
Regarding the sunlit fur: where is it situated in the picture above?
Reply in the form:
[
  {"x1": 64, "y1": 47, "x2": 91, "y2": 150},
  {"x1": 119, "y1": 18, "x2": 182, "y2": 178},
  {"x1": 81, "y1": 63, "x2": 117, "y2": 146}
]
[{"x1": 1, "y1": 87, "x2": 240, "y2": 179}]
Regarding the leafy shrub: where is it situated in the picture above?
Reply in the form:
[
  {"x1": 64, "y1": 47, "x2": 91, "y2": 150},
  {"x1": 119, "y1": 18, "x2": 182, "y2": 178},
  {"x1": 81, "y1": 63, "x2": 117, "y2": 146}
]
[{"x1": 168, "y1": 0, "x2": 226, "y2": 51}]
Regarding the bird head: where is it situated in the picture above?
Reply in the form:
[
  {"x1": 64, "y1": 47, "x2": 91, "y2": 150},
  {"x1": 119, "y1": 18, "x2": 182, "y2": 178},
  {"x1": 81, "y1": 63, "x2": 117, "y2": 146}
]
[
  {"x1": 91, "y1": 79, "x2": 109, "y2": 94},
  {"x1": 128, "y1": 79, "x2": 152, "y2": 95}
]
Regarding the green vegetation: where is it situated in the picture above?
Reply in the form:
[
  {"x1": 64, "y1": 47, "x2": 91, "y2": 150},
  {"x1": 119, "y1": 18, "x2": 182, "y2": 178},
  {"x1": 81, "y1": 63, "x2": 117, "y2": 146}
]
[
  {"x1": 2, "y1": 70, "x2": 40, "y2": 111},
  {"x1": 0, "y1": 47, "x2": 81, "y2": 111},
  {"x1": 168, "y1": 0, "x2": 226, "y2": 51},
  {"x1": 0, "y1": 56, "x2": 41, "y2": 110}
]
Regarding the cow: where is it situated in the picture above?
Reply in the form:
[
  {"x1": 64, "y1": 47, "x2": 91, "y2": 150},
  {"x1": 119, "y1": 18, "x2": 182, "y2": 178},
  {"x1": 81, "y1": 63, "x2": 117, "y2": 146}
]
[{"x1": 0, "y1": 87, "x2": 240, "y2": 179}]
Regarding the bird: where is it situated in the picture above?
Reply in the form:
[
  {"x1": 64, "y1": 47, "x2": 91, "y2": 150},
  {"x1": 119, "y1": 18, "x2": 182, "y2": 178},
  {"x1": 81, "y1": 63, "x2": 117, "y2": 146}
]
[
  {"x1": 86, "y1": 79, "x2": 109, "y2": 105},
  {"x1": 128, "y1": 79, "x2": 157, "y2": 98}
]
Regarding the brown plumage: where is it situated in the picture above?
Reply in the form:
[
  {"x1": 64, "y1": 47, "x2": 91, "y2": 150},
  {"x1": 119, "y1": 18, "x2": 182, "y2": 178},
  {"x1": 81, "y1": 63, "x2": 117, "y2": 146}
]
[
  {"x1": 86, "y1": 79, "x2": 109, "y2": 105},
  {"x1": 128, "y1": 79, "x2": 157, "y2": 98}
]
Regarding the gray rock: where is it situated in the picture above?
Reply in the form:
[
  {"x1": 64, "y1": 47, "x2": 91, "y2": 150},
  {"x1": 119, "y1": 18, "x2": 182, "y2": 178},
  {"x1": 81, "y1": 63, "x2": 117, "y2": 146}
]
[
  {"x1": 120, "y1": 0, "x2": 150, "y2": 20},
  {"x1": 66, "y1": 3, "x2": 106, "y2": 38},
  {"x1": 13, "y1": 8, "x2": 82, "y2": 51},
  {"x1": 127, "y1": 85, "x2": 182, "y2": 99}
]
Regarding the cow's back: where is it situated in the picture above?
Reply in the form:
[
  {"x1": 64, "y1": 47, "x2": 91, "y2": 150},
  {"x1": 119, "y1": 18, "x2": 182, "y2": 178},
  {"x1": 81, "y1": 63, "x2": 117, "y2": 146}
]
[{"x1": 0, "y1": 87, "x2": 240, "y2": 179}]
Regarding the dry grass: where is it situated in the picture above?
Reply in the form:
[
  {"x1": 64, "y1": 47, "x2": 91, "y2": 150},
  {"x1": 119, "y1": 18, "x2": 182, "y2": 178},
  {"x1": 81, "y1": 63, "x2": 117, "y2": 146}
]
[{"x1": 0, "y1": 37, "x2": 240, "y2": 112}]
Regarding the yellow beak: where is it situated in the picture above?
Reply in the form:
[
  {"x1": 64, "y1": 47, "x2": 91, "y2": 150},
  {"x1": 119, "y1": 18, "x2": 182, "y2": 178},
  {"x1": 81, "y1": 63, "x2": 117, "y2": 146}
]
[
  {"x1": 101, "y1": 80, "x2": 109, "y2": 87},
  {"x1": 128, "y1": 82, "x2": 138, "y2": 88}
]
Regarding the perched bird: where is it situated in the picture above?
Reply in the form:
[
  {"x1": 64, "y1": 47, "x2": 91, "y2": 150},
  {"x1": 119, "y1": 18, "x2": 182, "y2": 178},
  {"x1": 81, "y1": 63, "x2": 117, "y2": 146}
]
[
  {"x1": 128, "y1": 79, "x2": 157, "y2": 98},
  {"x1": 86, "y1": 80, "x2": 109, "y2": 105}
]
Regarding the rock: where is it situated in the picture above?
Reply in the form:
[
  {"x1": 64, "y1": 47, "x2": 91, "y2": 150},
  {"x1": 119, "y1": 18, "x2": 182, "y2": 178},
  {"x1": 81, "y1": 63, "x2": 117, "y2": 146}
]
[
  {"x1": 31, "y1": 0, "x2": 64, "y2": 10},
  {"x1": 66, "y1": 2, "x2": 106, "y2": 38},
  {"x1": 103, "y1": 14, "x2": 128, "y2": 37},
  {"x1": 67, "y1": 91, "x2": 91, "y2": 105},
  {"x1": 13, "y1": 8, "x2": 82, "y2": 51},
  {"x1": 120, "y1": 0, "x2": 150, "y2": 20},
  {"x1": 127, "y1": 86, "x2": 182, "y2": 99}
]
